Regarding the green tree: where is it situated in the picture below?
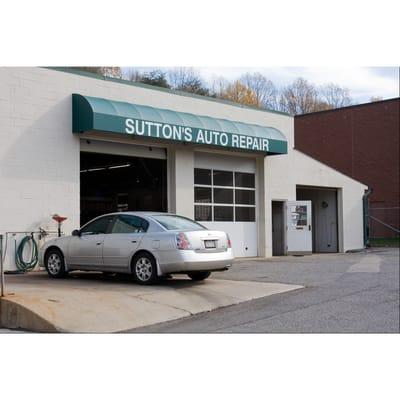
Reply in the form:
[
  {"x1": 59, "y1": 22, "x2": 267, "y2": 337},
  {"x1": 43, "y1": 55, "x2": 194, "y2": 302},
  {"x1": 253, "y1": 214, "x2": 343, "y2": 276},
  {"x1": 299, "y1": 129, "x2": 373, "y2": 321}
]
[{"x1": 138, "y1": 70, "x2": 170, "y2": 88}]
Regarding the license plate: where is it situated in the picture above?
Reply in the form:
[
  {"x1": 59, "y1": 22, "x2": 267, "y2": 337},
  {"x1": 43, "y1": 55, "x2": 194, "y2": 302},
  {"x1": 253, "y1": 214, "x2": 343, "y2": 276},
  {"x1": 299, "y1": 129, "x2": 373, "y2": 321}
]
[{"x1": 204, "y1": 240, "x2": 216, "y2": 248}]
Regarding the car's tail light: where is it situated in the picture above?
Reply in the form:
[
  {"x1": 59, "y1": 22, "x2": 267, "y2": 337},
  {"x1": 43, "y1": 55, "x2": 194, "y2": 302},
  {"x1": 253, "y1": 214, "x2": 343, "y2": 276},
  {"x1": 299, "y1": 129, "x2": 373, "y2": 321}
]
[
  {"x1": 226, "y1": 233, "x2": 232, "y2": 248},
  {"x1": 176, "y1": 232, "x2": 191, "y2": 250}
]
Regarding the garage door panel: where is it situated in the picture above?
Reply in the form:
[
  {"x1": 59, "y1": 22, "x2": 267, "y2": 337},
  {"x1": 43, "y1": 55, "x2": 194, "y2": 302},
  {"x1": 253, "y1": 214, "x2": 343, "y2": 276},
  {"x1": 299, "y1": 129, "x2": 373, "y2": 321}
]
[
  {"x1": 194, "y1": 152, "x2": 257, "y2": 258},
  {"x1": 201, "y1": 222, "x2": 257, "y2": 257}
]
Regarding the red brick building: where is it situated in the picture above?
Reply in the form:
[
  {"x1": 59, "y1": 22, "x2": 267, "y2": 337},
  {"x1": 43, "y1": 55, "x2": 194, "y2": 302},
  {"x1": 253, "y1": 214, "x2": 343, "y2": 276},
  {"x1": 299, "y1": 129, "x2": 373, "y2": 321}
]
[{"x1": 295, "y1": 98, "x2": 399, "y2": 238}]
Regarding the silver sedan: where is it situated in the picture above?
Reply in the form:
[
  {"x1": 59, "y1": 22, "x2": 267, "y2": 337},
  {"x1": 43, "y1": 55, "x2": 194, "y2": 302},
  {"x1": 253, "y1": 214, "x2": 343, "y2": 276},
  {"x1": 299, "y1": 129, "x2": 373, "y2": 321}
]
[{"x1": 39, "y1": 212, "x2": 234, "y2": 284}]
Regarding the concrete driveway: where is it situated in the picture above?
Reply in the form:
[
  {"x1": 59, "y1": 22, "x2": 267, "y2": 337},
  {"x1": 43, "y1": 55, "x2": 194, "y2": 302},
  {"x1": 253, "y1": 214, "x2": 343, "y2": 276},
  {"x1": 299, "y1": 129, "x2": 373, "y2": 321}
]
[{"x1": 0, "y1": 271, "x2": 302, "y2": 333}]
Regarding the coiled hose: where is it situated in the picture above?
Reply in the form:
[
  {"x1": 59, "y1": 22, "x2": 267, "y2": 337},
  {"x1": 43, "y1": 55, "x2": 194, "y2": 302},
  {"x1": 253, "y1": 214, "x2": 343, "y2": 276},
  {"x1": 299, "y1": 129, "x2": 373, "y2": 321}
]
[{"x1": 15, "y1": 235, "x2": 38, "y2": 272}]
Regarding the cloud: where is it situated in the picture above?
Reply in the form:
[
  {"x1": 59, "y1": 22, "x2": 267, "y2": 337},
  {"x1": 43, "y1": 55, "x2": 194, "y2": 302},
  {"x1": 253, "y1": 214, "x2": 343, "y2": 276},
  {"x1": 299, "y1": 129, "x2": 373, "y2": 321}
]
[
  {"x1": 291, "y1": 67, "x2": 399, "y2": 101},
  {"x1": 196, "y1": 67, "x2": 399, "y2": 102}
]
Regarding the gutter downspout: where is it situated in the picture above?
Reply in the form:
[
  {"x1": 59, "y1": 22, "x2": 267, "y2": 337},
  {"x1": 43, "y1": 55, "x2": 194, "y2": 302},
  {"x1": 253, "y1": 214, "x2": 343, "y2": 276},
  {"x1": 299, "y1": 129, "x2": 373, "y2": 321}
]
[{"x1": 363, "y1": 187, "x2": 373, "y2": 248}]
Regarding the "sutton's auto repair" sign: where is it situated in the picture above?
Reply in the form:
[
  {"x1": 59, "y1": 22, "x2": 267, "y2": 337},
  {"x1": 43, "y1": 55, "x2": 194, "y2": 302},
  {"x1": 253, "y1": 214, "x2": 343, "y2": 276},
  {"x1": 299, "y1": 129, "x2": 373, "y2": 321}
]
[{"x1": 125, "y1": 118, "x2": 270, "y2": 152}]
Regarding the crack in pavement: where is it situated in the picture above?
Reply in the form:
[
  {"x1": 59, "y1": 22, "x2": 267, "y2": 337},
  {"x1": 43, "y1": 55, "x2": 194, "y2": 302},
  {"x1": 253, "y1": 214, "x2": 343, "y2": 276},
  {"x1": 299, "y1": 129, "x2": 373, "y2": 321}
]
[{"x1": 124, "y1": 292, "x2": 193, "y2": 316}]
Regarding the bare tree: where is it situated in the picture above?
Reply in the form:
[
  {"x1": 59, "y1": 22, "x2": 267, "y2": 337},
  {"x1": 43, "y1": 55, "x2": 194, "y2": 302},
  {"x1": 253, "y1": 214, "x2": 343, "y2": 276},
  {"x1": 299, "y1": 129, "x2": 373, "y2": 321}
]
[
  {"x1": 122, "y1": 68, "x2": 356, "y2": 114},
  {"x1": 72, "y1": 67, "x2": 122, "y2": 79},
  {"x1": 279, "y1": 78, "x2": 320, "y2": 114},
  {"x1": 210, "y1": 76, "x2": 230, "y2": 98},
  {"x1": 240, "y1": 72, "x2": 278, "y2": 110},
  {"x1": 126, "y1": 69, "x2": 143, "y2": 82},
  {"x1": 320, "y1": 83, "x2": 352, "y2": 108},
  {"x1": 370, "y1": 96, "x2": 384, "y2": 102},
  {"x1": 101, "y1": 67, "x2": 122, "y2": 79},
  {"x1": 167, "y1": 67, "x2": 209, "y2": 95},
  {"x1": 167, "y1": 67, "x2": 193, "y2": 88}
]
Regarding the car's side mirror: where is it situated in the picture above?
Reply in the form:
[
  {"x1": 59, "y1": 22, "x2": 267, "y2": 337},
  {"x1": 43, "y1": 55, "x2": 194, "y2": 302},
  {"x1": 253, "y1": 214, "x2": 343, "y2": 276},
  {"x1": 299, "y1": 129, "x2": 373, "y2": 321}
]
[{"x1": 72, "y1": 229, "x2": 81, "y2": 237}]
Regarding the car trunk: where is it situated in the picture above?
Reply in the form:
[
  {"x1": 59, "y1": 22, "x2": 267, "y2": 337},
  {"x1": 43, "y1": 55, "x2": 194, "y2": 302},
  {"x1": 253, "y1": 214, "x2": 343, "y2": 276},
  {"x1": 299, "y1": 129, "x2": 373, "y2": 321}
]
[{"x1": 184, "y1": 230, "x2": 229, "y2": 253}]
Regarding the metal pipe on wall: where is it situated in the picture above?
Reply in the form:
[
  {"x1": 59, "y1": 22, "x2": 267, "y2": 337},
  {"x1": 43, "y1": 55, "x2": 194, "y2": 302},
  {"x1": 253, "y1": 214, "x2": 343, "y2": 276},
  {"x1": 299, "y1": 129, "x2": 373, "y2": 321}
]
[
  {"x1": 0, "y1": 234, "x2": 4, "y2": 297},
  {"x1": 363, "y1": 187, "x2": 373, "y2": 247}
]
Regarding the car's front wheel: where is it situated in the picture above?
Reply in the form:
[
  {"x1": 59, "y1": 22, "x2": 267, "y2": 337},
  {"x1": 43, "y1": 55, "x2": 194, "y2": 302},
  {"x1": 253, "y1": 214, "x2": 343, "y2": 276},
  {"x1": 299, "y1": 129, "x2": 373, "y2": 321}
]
[
  {"x1": 187, "y1": 271, "x2": 211, "y2": 281},
  {"x1": 45, "y1": 248, "x2": 68, "y2": 278},
  {"x1": 132, "y1": 252, "x2": 158, "y2": 285}
]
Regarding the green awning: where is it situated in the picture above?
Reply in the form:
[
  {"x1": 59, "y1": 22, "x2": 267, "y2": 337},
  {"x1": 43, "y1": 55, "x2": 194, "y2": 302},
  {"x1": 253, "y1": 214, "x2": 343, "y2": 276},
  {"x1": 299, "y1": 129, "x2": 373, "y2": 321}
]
[{"x1": 72, "y1": 94, "x2": 287, "y2": 155}]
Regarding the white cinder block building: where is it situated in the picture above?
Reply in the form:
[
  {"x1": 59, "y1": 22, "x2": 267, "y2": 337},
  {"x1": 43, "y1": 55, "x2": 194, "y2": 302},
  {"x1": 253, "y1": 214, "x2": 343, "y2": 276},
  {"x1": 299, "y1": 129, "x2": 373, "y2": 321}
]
[{"x1": 0, "y1": 67, "x2": 367, "y2": 270}]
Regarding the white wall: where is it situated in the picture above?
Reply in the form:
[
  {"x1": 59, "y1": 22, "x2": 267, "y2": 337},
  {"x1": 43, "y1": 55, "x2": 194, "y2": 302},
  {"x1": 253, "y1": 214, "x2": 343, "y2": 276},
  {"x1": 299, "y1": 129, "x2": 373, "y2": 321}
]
[
  {"x1": 168, "y1": 147, "x2": 195, "y2": 218},
  {"x1": 0, "y1": 69, "x2": 81, "y2": 269},
  {"x1": 1, "y1": 67, "x2": 286, "y2": 269},
  {"x1": 264, "y1": 118, "x2": 367, "y2": 257},
  {"x1": 0, "y1": 67, "x2": 366, "y2": 269}
]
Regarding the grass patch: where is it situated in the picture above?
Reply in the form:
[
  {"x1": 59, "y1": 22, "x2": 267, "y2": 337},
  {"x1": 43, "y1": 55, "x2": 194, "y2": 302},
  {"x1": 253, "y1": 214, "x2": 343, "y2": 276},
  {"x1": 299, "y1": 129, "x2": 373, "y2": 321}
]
[{"x1": 369, "y1": 237, "x2": 400, "y2": 247}]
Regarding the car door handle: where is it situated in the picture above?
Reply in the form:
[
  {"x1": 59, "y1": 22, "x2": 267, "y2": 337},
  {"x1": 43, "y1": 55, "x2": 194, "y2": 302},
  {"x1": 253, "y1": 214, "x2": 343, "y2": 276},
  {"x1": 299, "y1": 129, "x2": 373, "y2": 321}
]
[
  {"x1": 131, "y1": 240, "x2": 137, "y2": 243},
  {"x1": 96, "y1": 242, "x2": 102, "y2": 245}
]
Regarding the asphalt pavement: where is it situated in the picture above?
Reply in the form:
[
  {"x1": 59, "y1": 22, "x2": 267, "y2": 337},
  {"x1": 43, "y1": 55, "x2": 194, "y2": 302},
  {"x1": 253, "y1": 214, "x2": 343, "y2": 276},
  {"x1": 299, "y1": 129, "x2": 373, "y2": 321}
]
[{"x1": 131, "y1": 248, "x2": 400, "y2": 333}]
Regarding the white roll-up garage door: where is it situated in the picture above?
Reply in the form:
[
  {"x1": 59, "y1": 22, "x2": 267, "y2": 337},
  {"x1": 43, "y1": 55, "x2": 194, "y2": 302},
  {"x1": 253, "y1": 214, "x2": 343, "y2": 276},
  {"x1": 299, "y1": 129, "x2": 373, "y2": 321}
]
[{"x1": 194, "y1": 152, "x2": 258, "y2": 257}]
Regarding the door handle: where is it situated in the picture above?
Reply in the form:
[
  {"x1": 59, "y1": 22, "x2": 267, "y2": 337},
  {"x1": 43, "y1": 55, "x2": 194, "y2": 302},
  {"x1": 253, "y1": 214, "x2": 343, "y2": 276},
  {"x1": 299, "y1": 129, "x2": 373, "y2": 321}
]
[
  {"x1": 308, "y1": 225, "x2": 311, "y2": 231},
  {"x1": 131, "y1": 240, "x2": 137, "y2": 243},
  {"x1": 96, "y1": 242, "x2": 102, "y2": 245}
]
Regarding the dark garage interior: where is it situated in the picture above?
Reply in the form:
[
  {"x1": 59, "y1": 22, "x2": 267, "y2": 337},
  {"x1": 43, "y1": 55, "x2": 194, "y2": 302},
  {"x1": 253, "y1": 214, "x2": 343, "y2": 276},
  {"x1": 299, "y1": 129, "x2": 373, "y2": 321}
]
[
  {"x1": 272, "y1": 201, "x2": 285, "y2": 256},
  {"x1": 80, "y1": 152, "x2": 167, "y2": 225}
]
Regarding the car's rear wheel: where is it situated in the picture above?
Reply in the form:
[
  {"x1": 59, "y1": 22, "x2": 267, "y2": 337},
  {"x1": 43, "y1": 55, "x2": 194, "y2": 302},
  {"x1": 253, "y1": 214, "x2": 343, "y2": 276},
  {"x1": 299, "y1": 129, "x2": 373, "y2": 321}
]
[
  {"x1": 187, "y1": 271, "x2": 211, "y2": 281},
  {"x1": 45, "y1": 248, "x2": 68, "y2": 278},
  {"x1": 132, "y1": 252, "x2": 158, "y2": 285}
]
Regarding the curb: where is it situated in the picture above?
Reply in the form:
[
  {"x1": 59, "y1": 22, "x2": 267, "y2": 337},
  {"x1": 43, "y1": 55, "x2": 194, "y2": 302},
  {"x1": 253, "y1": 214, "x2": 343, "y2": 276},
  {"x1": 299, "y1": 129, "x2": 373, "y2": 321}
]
[{"x1": 0, "y1": 297, "x2": 57, "y2": 333}]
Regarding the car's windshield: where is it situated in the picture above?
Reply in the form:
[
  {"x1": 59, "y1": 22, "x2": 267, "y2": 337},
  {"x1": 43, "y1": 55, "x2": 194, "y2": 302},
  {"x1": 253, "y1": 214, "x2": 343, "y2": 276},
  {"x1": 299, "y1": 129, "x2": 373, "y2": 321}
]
[{"x1": 151, "y1": 215, "x2": 206, "y2": 231}]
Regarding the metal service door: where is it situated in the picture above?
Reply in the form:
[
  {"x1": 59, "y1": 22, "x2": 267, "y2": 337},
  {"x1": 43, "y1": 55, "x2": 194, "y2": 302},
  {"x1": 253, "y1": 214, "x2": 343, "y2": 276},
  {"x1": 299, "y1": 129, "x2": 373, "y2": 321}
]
[{"x1": 285, "y1": 201, "x2": 312, "y2": 255}]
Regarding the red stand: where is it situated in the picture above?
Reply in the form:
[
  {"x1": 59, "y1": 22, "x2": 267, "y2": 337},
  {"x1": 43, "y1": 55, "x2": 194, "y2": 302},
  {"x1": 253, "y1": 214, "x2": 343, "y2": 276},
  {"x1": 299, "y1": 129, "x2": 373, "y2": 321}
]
[{"x1": 52, "y1": 214, "x2": 68, "y2": 237}]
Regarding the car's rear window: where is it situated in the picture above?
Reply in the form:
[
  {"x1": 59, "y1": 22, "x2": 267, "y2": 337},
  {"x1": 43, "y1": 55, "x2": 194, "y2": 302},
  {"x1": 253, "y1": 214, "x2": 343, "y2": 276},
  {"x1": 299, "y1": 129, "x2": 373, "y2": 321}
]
[{"x1": 151, "y1": 215, "x2": 206, "y2": 231}]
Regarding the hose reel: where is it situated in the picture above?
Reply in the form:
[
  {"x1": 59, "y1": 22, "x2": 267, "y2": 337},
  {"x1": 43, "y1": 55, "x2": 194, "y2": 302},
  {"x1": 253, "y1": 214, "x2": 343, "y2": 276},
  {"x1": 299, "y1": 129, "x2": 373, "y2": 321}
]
[{"x1": 15, "y1": 234, "x2": 39, "y2": 272}]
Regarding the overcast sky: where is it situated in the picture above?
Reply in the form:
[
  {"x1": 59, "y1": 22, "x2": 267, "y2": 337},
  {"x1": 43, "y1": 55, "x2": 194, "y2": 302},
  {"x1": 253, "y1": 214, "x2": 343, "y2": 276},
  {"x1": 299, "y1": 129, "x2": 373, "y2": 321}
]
[{"x1": 124, "y1": 67, "x2": 399, "y2": 104}]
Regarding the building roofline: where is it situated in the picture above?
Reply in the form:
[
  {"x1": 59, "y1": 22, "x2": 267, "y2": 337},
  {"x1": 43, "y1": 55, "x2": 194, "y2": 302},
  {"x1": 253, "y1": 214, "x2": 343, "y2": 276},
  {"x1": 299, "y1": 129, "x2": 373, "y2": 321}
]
[
  {"x1": 295, "y1": 97, "x2": 400, "y2": 118},
  {"x1": 293, "y1": 148, "x2": 369, "y2": 188},
  {"x1": 43, "y1": 67, "x2": 292, "y2": 117}
]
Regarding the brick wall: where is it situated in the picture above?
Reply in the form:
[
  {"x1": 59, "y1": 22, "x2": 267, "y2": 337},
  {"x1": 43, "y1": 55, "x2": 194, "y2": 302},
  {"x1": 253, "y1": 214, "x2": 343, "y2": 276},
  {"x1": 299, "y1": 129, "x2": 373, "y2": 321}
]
[{"x1": 295, "y1": 98, "x2": 400, "y2": 238}]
